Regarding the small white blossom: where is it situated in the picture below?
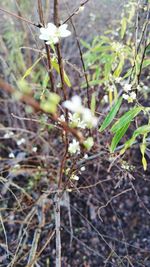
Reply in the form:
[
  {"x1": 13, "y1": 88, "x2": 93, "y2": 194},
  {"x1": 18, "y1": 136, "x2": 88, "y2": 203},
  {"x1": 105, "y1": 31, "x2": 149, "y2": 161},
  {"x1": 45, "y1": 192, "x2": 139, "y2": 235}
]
[
  {"x1": 112, "y1": 42, "x2": 124, "y2": 52},
  {"x1": 59, "y1": 114, "x2": 65, "y2": 122},
  {"x1": 84, "y1": 137, "x2": 94, "y2": 150},
  {"x1": 122, "y1": 93, "x2": 128, "y2": 100},
  {"x1": 123, "y1": 91, "x2": 136, "y2": 103},
  {"x1": 103, "y1": 95, "x2": 109, "y2": 103},
  {"x1": 9, "y1": 152, "x2": 15, "y2": 158},
  {"x1": 124, "y1": 83, "x2": 132, "y2": 92},
  {"x1": 39, "y1": 23, "x2": 71, "y2": 45},
  {"x1": 66, "y1": 188, "x2": 72, "y2": 192},
  {"x1": 109, "y1": 85, "x2": 115, "y2": 92},
  {"x1": 63, "y1": 96, "x2": 83, "y2": 113},
  {"x1": 32, "y1": 147, "x2": 37, "y2": 152},
  {"x1": 115, "y1": 77, "x2": 122, "y2": 83},
  {"x1": 70, "y1": 174, "x2": 80, "y2": 181},
  {"x1": 69, "y1": 113, "x2": 87, "y2": 129},
  {"x1": 80, "y1": 166, "x2": 86, "y2": 171},
  {"x1": 63, "y1": 96, "x2": 98, "y2": 128},
  {"x1": 14, "y1": 164, "x2": 20, "y2": 169},
  {"x1": 59, "y1": 112, "x2": 87, "y2": 129},
  {"x1": 68, "y1": 139, "x2": 80, "y2": 154},
  {"x1": 82, "y1": 108, "x2": 98, "y2": 128},
  {"x1": 17, "y1": 138, "x2": 25, "y2": 146},
  {"x1": 84, "y1": 154, "x2": 88, "y2": 159},
  {"x1": 130, "y1": 92, "x2": 136, "y2": 98},
  {"x1": 4, "y1": 131, "x2": 14, "y2": 139}
]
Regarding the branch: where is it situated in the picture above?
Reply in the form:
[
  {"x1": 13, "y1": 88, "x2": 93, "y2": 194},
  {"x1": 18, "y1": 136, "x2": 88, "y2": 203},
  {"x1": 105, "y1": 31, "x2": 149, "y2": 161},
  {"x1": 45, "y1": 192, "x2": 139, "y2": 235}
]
[
  {"x1": 62, "y1": 0, "x2": 90, "y2": 25},
  {"x1": 0, "y1": 6, "x2": 40, "y2": 28},
  {"x1": 0, "y1": 78, "x2": 84, "y2": 143}
]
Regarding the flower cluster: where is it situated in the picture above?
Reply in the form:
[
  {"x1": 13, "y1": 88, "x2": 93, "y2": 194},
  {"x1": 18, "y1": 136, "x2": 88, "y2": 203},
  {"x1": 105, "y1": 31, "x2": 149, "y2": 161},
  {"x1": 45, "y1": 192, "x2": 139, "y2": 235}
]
[
  {"x1": 39, "y1": 23, "x2": 71, "y2": 45},
  {"x1": 59, "y1": 112, "x2": 86, "y2": 129},
  {"x1": 63, "y1": 96, "x2": 98, "y2": 128},
  {"x1": 68, "y1": 139, "x2": 80, "y2": 154},
  {"x1": 3, "y1": 131, "x2": 14, "y2": 139},
  {"x1": 122, "y1": 83, "x2": 136, "y2": 103},
  {"x1": 111, "y1": 42, "x2": 124, "y2": 53}
]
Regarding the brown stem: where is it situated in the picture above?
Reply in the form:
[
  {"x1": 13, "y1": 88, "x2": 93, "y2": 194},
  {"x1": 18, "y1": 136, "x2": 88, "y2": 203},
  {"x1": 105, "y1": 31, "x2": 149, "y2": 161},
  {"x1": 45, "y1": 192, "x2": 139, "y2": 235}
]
[
  {"x1": 0, "y1": 78, "x2": 84, "y2": 143},
  {"x1": 54, "y1": 0, "x2": 69, "y2": 193},
  {"x1": 0, "y1": 6, "x2": 40, "y2": 27},
  {"x1": 37, "y1": 0, "x2": 55, "y2": 92}
]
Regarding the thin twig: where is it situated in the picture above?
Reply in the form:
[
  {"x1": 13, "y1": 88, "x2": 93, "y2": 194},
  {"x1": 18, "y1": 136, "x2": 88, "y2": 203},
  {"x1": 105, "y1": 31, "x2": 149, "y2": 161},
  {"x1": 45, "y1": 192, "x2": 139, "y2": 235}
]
[
  {"x1": 37, "y1": 0, "x2": 55, "y2": 92},
  {"x1": 0, "y1": 78, "x2": 84, "y2": 143},
  {"x1": 70, "y1": 17, "x2": 90, "y2": 108},
  {"x1": 54, "y1": 0, "x2": 69, "y2": 190},
  {"x1": 62, "y1": 0, "x2": 90, "y2": 25},
  {"x1": 54, "y1": 193, "x2": 61, "y2": 267},
  {"x1": 0, "y1": 6, "x2": 40, "y2": 27}
]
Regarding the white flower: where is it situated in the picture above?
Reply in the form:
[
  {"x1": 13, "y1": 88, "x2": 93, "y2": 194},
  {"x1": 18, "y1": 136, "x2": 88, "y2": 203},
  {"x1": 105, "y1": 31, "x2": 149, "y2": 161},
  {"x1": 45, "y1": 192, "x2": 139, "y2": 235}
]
[
  {"x1": 68, "y1": 139, "x2": 80, "y2": 154},
  {"x1": 17, "y1": 138, "x2": 25, "y2": 146},
  {"x1": 66, "y1": 188, "x2": 72, "y2": 192},
  {"x1": 9, "y1": 152, "x2": 15, "y2": 158},
  {"x1": 83, "y1": 137, "x2": 94, "y2": 150},
  {"x1": 59, "y1": 114, "x2": 66, "y2": 122},
  {"x1": 70, "y1": 174, "x2": 79, "y2": 181},
  {"x1": 4, "y1": 131, "x2": 14, "y2": 139},
  {"x1": 14, "y1": 164, "x2": 20, "y2": 169},
  {"x1": 115, "y1": 77, "x2": 122, "y2": 83},
  {"x1": 32, "y1": 147, "x2": 37, "y2": 152},
  {"x1": 69, "y1": 113, "x2": 87, "y2": 129},
  {"x1": 122, "y1": 93, "x2": 128, "y2": 100},
  {"x1": 103, "y1": 95, "x2": 109, "y2": 103},
  {"x1": 124, "y1": 83, "x2": 132, "y2": 92},
  {"x1": 123, "y1": 91, "x2": 136, "y2": 103},
  {"x1": 112, "y1": 42, "x2": 124, "y2": 52},
  {"x1": 84, "y1": 154, "x2": 88, "y2": 159},
  {"x1": 63, "y1": 96, "x2": 83, "y2": 113},
  {"x1": 80, "y1": 166, "x2": 86, "y2": 171},
  {"x1": 130, "y1": 92, "x2": 136, "y2": 100},
  {"x1": 39, "y1": 23, "x2": 71, "y2": 45},
  {"x1": 82, "y1": 108, "x2": 98, "y2": 128},
  {"x1": 63, "y1": 96, "x2": 98, "y2": 128},
  {"x1": 109, "y1": 85, "x2": 115, "y2": 92}
]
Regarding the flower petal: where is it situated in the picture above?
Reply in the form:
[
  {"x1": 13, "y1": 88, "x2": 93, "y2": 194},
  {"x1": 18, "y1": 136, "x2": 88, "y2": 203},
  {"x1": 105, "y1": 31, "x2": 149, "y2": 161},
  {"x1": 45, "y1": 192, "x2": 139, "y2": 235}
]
[{"x1": 47, "y1": 23, "x2": 57, "y2": 33}]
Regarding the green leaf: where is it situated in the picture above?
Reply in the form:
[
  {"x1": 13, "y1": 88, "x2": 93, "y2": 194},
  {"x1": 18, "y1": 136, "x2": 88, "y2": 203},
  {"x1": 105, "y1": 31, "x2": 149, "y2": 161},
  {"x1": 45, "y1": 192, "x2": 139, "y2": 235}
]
[
  {"x1": 142, "y1": 59, "x2": 150, "y2": 69},
  {"x1": 90, "y1": 93, "x2": 96, "y2": 114},
  {"x1": 121, "y1": 17, "x2": 127, "y2": 39},
  {"x1": 99, "y1": 97, "x2": 122, "y2": 132},
  {"x1": 140, "y1": 134, "x2": 147, "y2": 171},
  {"x1": 113, "y1": 57, "x2": 124, "y2": 77},
  {"x1": 121, "y1": 125, "x2": 150, "y2": 155},
  {"x1": 51, "y1": 58, "x2": 71, "y2": 87},
  {"x1": 111, "y1": 107, "x2": 142, "y2": 134},
  {"x1": 21, "y1": 57, "x2": 42, "y2": 80},
  {"x1": 80, "y1": 39, "x2": 91, "y2": 49},
  {"x1": 110, "y1": 122, "x2": 130, "y2": 152},
  {"x1": 132, "y1": 124, "x2": 150, "y2": 138},
  {"x1": 40, "y1": 93, "x2": 60, "y2": 114}
]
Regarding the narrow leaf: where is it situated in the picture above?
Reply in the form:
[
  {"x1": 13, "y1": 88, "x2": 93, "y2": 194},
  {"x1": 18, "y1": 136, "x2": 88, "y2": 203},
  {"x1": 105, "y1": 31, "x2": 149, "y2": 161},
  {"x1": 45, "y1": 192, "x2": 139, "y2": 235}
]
[
  {"x1": 111, "y1": 107, "x2": 142, "y2": 134},
  {"x1": 90, "y1": 93, "x2": 96, "y2": 114},
  {"x1": 22, "y1": 57, "x2": 42, "y2": 80},
  {"x1": 99, "y1": 97, "x2": 122, "y2": 132},
  {"x1": 51, "y1": 58, "x2": 71, "y2": 87},
  {"x1": 111, "y1": 122, "x2": 130, "y2": 152}
]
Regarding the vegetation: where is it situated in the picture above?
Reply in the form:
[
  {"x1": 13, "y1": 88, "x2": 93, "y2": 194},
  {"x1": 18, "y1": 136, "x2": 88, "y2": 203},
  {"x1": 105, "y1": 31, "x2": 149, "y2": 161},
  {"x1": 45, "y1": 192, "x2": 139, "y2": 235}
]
[{"x1": 0, "y1": 0, "x2": 150, "y2": 266}]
